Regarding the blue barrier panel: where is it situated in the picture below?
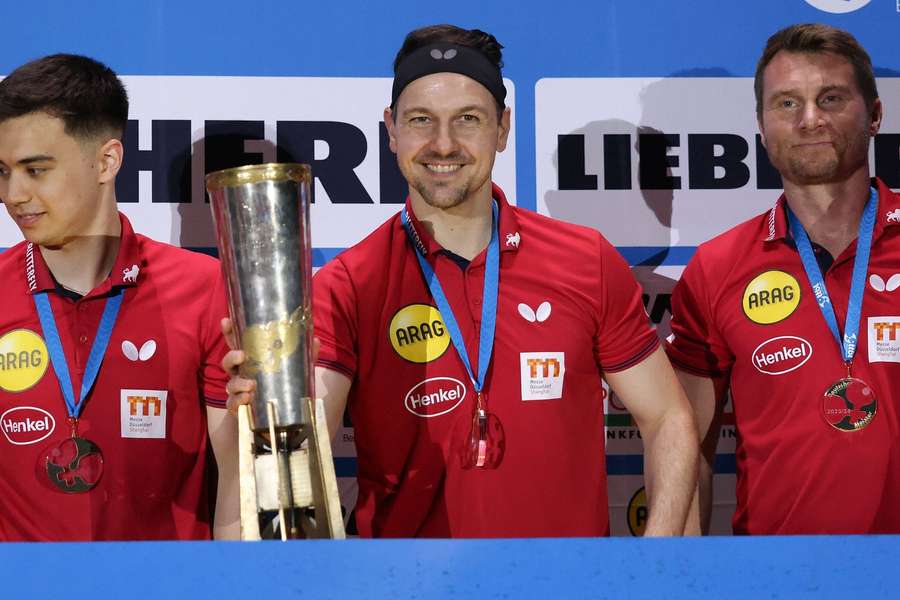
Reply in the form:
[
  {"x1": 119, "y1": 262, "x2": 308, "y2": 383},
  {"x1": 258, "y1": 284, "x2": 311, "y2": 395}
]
[{"x1": 1, "y1": 536, "x2": 897, "y2": 599}]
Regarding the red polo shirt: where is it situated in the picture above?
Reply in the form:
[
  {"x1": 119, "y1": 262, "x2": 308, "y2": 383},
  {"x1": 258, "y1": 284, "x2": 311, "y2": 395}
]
[
  {"x1": 315, "y1": 184, "x2": 658, "y2": 537},
  {"x1": 0, "y1": 213, "x2": 229, "y2": 541},
  {"x1": 668, "y1": 178, "x2": 900, "y2": 534}
]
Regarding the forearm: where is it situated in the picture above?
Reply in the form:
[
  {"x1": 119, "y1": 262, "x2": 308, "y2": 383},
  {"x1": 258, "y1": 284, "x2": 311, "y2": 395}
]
[
  {"x1": 672, "y1": 369, "x2": 725, "y2": 536},
  {"x1": 696, "y1": 453, "x2": 715, "y2": 535},
  {"x1": 683, "y1": 489, "x2": 702, "y2": 536},
  {"x1": 213, "y1": 475, "x2": 241, "y2": 540},
  {"x1": 640, "y1": 406, "x2": 699, "y2": 537},
  {"x1": 207, "y1": 406, "x2": 241, "y2": 540}
]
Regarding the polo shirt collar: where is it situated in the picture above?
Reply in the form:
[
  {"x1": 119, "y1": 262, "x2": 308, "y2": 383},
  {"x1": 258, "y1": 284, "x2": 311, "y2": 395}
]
[
  {"x1": 761, "y1": 177, "x2": 898, "y2": 244},
  {"x1": 402, "y1": 182, "x2": 522, "y2": 258},
  {"x1": 872, "y1": 177, "x2": 900, "y2": 239},
  {"x1": 25, "y1": 212, "x2": 144, "y2": 297}
]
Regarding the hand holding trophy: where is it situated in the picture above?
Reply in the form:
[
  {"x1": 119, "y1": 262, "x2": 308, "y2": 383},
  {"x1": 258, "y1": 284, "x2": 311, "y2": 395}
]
[{"x1": 207, "y1": 163, "x2": 344, "y2": 540}]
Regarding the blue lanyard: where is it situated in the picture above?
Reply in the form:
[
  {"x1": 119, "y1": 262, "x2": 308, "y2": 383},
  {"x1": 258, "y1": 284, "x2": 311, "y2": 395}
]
[
  {"x1": 33, "y1": 290, "x2": 124, "y2": 420},
  {"x1": 786, "y1": 187, "x2": 877, "y2": 365},
  {"x1": 401, "y1": 203, "x2": 499, "y2": 393}
]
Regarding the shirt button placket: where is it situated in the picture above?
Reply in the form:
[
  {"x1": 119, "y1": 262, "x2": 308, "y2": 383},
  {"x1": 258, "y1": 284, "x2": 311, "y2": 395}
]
[
  {"x1": 467, "y1": 265, "x2": 484, "y2": 318},
  {"x1": 75, "y1": 300, "x2": 89, "y2": 367}
]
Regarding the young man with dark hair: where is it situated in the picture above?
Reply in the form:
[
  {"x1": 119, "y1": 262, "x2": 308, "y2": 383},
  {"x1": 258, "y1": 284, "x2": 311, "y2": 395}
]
[
  {"x1": 225, "y1": 25, "x2": 698, "y2": 537},
  {"x1": 0, "y1": 54, "x2": 239, "y2": 540},
  {"x1": 668, "y1": 24, "x2": 898, "y2": 534}
]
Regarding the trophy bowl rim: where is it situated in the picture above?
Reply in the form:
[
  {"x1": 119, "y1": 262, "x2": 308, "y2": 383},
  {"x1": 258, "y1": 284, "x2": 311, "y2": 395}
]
[{"x1": 205, "y1": 162, "x2": 311, "y2": 192}]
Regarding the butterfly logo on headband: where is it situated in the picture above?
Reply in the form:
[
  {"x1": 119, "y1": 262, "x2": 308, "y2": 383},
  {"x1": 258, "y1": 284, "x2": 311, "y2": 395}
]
[{"x1": 430, "y1": 49, "x2": 458, "y2": 60}]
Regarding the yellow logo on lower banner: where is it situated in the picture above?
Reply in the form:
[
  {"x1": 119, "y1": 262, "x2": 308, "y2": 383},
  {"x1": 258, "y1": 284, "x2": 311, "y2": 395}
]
[
  {"x1": 389, "y1": 304, "x2": 450, "y2": 363},
  {"x1": 627, "y1": 486, "x2": 648, "y2": 536},
  {"x1": 0, "y1": 329, "x2": 49, "y2": 392},
  {"x1": 742, "y1": 270, "x2": 801, "y2": 324}
]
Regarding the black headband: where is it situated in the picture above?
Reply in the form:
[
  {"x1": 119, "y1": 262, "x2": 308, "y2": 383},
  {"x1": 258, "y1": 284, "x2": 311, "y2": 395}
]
[{"x1": 391, "y1": 43, "x2": 507, "y2": 109}]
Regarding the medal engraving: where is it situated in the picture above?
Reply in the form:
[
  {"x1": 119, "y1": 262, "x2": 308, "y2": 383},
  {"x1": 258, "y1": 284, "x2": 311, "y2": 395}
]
[
  {"x1": 44, "y1": 437, "x2": 104, "y2": 493},
  {"x1": 822, "y1": 377, "x2": 877, "y2": 432}
]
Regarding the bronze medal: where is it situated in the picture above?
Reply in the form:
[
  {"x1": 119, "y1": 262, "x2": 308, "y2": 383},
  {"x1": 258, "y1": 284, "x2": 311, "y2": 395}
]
[
  {"x1": 822, "y1": 377, "x2": 877, "y2": 432},
  {"x1": 43, "y1": 436, "x2": 104, "y2": 493}
]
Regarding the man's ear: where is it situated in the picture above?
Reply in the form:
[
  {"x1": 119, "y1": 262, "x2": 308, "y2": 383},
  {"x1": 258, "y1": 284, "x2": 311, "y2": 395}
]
[
  {"x1": 496, "y1": 107, "x2": 511, "y2": 153},
  {"x1": 384, "y1": 107, "x2": 398, "y2": 154},
  {"x1": 96, "y1": 138, "x2": 124, "y2": 184},
  {"x1": 869, "y1": 98, "x2": 883, "y2": 137}
]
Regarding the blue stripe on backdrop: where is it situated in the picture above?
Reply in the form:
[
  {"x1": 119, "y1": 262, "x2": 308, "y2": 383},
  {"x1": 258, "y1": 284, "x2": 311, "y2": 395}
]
[
  {"x1": 334, "y1": 454, "x2": 738, "y2": 478},
  {"x1": 309, "y1": 246, "x2": 697, "y2": 267},
  {"x1": 84, "y1": 246, "x2": 699, "y2": 267},
  {"x1": 310, "y1": 247, "x2": 698, "y2": 268},
  {"x1": 2, "y1": 246, "x2": 696, "y2": 266}
]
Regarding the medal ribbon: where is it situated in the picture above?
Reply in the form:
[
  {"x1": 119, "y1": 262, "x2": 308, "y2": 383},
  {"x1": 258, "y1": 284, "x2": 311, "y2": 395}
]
[
  {"x1": 401, "y1": 202, "x2": 499, "y2": 394},
  {"x1": 786, "y1": 187, "x2": 876, "y2": 365},
  {"x1": 33, "y1": 290, "x2": 124, "y2": 420}
]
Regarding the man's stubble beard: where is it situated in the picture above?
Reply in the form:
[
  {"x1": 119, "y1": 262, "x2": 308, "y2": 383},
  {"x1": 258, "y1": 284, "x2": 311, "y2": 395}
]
[
  {"x1": 781, "y1": 129, "x2": 870, "y2": 185},
  {"x1": 410, "y1": 177, "x2": 472, "y2": 209}
]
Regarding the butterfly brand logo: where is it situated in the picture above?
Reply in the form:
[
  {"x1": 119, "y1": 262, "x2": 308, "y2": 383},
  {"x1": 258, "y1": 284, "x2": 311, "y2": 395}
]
[
  {"x1": 518, "y1": 301, "x2": 551, "y2": 323},
  {"x1": 122, "y1": 340, "x2": 157, "y2": 361},
  {"x1": 870, "y1": 274, "x2": 900, "y2": 292}
]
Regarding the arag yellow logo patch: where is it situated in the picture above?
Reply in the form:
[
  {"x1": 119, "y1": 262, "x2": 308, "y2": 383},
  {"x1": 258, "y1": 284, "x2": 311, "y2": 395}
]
[
  {"x1": 627, "y1": 486, "x2": 648, "y2": 536},
  {"x1": 742, "y1": 270, "x2": 801, "y2": 325},
  {"x1": 0, "y1": 329, "x2": 49, "y2": 392},
  {"x1": 389, "y1": 304, "x2": 450, "y2": 363}
]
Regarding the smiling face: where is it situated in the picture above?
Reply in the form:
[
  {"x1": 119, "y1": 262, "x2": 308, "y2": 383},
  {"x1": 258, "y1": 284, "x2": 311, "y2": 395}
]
[
  {"x1": 758, "y1": 50, "x2": 882, "y2": 186},
  {"x1": 385, "y1": 72, "x2": 510, "y2": 210},
  {"x1": 0, "y1": 111, "x2": 120, "y2": 248}
]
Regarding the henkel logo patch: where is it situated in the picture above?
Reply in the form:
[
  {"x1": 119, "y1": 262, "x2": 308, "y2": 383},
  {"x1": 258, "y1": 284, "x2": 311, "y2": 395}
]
[
  {"x1": 0, "y1": 329, "x2": 49, "y2": 392},
  {"x1": 388, "y1": 304, "x2": 450, "y2": 363},
  {"x1": 751, "y1": 336, "x2": 813, "y2": 375},
  {"x1": 0, "y1": 406, "x2": 56, "y2": 445},
  {"x1": 868, "y1": 317, "x2": 900, "y2": 363},
  {"x1": 404, "y1": 377, "x2": 466, "y2": 418},
  {"x1": 520, "y1": 352, "x2": 565, "y2": 400},
  {"x1": 742, "y1": 270, "x2": 801, "y2": 324},
  {"x1": 804, "y1": 0, "x2": 871, "y2": 14},
  {"x1": 120, "y1": 389, "x2": 168, "y2": 439}
]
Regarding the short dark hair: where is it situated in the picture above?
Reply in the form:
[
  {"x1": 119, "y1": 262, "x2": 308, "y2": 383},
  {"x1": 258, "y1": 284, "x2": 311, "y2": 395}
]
[
  {"x1": 392, "y1": 24, "x2": 505, "y2": 117},
  {"x1": 0, "y1": 53, "x2": 129, "y2": 140},
  {"x1": 393, "y1": 24, "x2": 504, "y2": 73},
  {"x1": 754, "y1": 23, "x2": 878, "y2": 119}
]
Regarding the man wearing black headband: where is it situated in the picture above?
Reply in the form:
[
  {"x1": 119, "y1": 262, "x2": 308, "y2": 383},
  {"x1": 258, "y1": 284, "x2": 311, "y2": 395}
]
[{"x1": 224, "y1": 24, "x2": 698, "y2": 537}]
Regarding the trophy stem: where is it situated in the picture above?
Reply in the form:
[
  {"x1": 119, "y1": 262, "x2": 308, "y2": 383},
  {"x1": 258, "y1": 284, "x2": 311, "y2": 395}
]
[
  {"x1": 236, "y1": 398, "x2": 345, "y2": 540},
  {"x1": 237, "y1": 404, "x2": 261, "y2": 540}
]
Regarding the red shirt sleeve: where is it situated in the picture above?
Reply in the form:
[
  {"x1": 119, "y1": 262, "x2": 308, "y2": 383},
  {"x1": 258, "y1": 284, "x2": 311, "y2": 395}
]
[
  {"x1": 666, "y1": 250, "x2": 733, "y2": 377},
  {"x1": 201, "y1": 266, "x2": 230, "y2": 407},
  {"x1": 593, "y1": 234, "x2": 660, "y2": 372},
  {"x1": 313, "y1": 257, "x2": 358, "y2": 378}
]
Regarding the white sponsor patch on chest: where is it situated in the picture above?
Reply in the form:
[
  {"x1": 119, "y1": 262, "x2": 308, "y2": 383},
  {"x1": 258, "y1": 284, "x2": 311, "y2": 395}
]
[
  {"x1": 519, "y1": 352, "x2": 565, "y2": 400},
  {"x1": 0, "y1": 406, "x2": 56, "y2": 445},
  {"x1": 868, "y1": 317, "x2": 900, "y2": 363},
  {"x1": 120, "y1": 389, "x2": 168, "y2": 439}
]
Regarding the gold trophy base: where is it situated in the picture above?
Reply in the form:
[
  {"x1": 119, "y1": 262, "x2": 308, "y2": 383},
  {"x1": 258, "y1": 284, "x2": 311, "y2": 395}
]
[{"x1": 238, "y1": 398, "x2": 345, "y2": 540}]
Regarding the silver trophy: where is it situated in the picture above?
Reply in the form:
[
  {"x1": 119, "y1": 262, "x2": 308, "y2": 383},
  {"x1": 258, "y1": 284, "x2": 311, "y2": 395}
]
[{"x1": 207, "y1": 163, "x2": 344, "y2": 540}]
